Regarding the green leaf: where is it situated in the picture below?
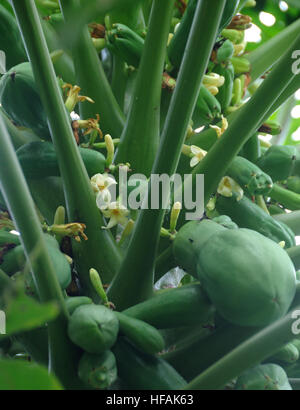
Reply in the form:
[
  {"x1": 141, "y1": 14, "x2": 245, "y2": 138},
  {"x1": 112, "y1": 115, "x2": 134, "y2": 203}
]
[
  {"x1": 0, "y1": 360, "x2": 62, "y2": 390},
  {"x1": 5, "y1": 293, "x2": 59, "y2": 336}
]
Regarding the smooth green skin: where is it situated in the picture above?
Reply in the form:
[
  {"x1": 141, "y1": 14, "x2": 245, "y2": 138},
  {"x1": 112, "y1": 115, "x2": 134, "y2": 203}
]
[
  {"x1": 269, "y1": 183, "x2": 300, "y2": 212},
  {"x1": 114, "y1": 311, "x2": 165, "y2": 355},
  {"x1": 0, "y1": 4, "x2": 27, "y2": 70},
  {"x1": 17, "y1": 141, "x2": 106, "y2": 179},
  {"x1": 212, "y1": 215, "x2": 238, "y2": 230},
  {"x1": 68, "y1": 305, "x2": 119, "y2": 355},
  {"x1": 235, "y1": 364, "x2": 292, "y2": 390},
  {"x1": 106, "y1": 23, "x2": 144, "y2": 68},
  {"x1": 0, "y1": 231, "x2": 20, "y2": 247},
  {"x1": 216, "y1": 193, "x2": 296, "y2": 248},
  {"x1": 112, "y1": 337, "x2": 187, "y2": 390},
  {"x1": 268, "y1": 342, "x2": 299, "y2": 364},
  {"x1": 25, "y1": 237, "x2": 72, "y2": 291},
  {"x1": 287, "y1": 176, "x2": 300, "y2": 194},
  {"x1": 27, "y1": 177, "x2": 66, "y2": 225},
  {"x1": 268, "y1": 204, "x2": 285, "y2": 216},
  {"x1": 227, "y1": 156, "x2": 273, "y2": 196},
  {"x1": 78, "y1": 350, "x2": 117, "y2": 390},
  {"x1": 65, "y1": 296, "x2": 93, "y2": 315},
  {"x1": 197, "y1": 228, "x2": 296, "y2": 327},
  {"x1": 0, "y1": 244, "x2": 25, "y2": 276},
  {"x1": 123, "y1": 284, "x2": 214, "y2": 329},
  {"x1": 216, "y1": 39, "x2": 234, "y2": 64},
  {"x1": 163, "y1": 322, "x2": 260, "y2": 381},
  {"x1": 172, "y1": 219, "x2": 226, "y2": 278},
  {"x1": 212, "y1": 62, "x2": 234, "y2": 112},
  {"x1": 256, "y1": 145, "x2": 298, "y2": 182},
  {"x1": 0, "y1": 63, "x2": 50, "y2": 140},
  {"x1": 193, "y1": 85, "x2": 221, "y2": 128}
]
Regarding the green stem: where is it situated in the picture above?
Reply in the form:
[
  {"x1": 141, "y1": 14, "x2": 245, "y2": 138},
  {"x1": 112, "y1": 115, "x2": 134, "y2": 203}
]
[
  {"x1": 248, "y1": 19, "x2": 300, "y2": 84},
  {"x1": 191, "y1": 33, "x2": 300, "y2": 207},
  {"x1": 59, "y1": 0, "x2": 125, "y2": 138},
  {"x1": 273, "y1": 211, "x2": 300, "y2": 235},
  {"x1": 270, "y1": 184, "x2": 300, "y2": 211},
  {"x1": 111, "y1": 55, "x2": 127, "y2": 112},
  {"x1": 272, "y1": 96, "x2": 295, "y2": 145},
  {"x1": 115, "y1": 0, "x2": 175, "y2": 176},
  {"x1": 107, "y1": 0, "x2": 227, "y2": 310},
  {"x1": 12, "y1": 0, "x2": 122, "y2": 293},
  {"x1": 39, "y1": 12, "x2": 75, "y2": 84},
  {"x1": 163, "y1": 323, "x2": 259, "y2": 381},
  {"x1": 0, "y1": 114, "x2": 80, "y2": 389},
  {"x1": 184, "y1": 307, "x2": 300, "y2": 390}
]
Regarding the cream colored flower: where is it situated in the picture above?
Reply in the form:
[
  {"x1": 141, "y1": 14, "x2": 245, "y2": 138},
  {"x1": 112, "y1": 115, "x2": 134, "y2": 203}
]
[
  {"x1": 210, "y1": 115, "x2": 228, "y2": 138},
  {"x1": 91, "y1": 173, "x2": 117, "y2": 208},
  {"x1": 217, "y1": 176, "x2": 243, "y2": 201},
  {"x1": 190, "y1": 145, "x2": 207, "y2": 168},
  {"x1": 101, "y1": 202, "x2": 130, "y2": 229}
]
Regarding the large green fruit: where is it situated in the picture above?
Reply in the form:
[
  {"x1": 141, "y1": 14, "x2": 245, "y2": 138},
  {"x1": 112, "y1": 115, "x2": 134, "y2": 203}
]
[
  {"x1": 78, "y1": 351, "x2": 117, "y2": 389},
  {"x1": 0, "y1": 63, "x2": 50, "y2": 139},
  {"x1": 0, "y1": 4, "x2": 27, "y2": 70},
  {"x1": 197, "y1": 228, "x2": 296, "y2": 326},
  {"x1": 172, "y1": 219, "x2": 226, "y2": 278},
  {"x1": 17, "y1": 141, "x2": 106, "y2": 179},
  {"x1": 68, "y1": 305, "x2": 119, "y2": 354},
  {"x1": 235, "y1": 364, "x2": 292, "y2": 390}
]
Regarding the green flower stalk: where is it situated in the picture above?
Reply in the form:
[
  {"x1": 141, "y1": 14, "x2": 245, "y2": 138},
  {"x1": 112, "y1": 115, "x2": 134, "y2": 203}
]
[
  {"x1": 59, "y1": 0, "x2": 125, "y2": 138},
  {"x1": 184, "y1": 306, "x2": 300, "y2": 390},
  {"x1": 190, "y1": 32, "x2": 300, "y2": 208},
  {"x1": 11, "y1": 0, "x2": 122, "y2": 295},
  {"x1": 0, "y1": 114, "x2": 81, "y2": 389},
  {"x1": 107, "y1": 0, "x2": 227, "y2": 310},
  {"x1": 115, "y1": 0, "x2": 175, "y2": 176}
]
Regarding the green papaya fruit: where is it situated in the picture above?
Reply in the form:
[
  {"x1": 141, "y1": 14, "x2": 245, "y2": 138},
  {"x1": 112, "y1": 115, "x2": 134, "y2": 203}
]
[
  {"x1": 268, "y1": 342, "x2": 299, "y2": 364},
  {"x1": 1, "y1": 233, "x2": 71, "y2": 290},
  {"x1": 78, "y1": 350, "x2": 117, "y2": 389},
  {"x1": 256, "y1": 145, "x2": 298, "y2": 182},
  {"x1": 68, "y1": 304, "x2": 119, "y2": 354},
  {"x1": 287, "y1": 176, "x2": 300, "y2": 194},
  {"x1": 215, "y1": 193, "x2": 295, "y2": 248},
  {"x1": 0, "y1": 4, "x2": 27, "y2": 70},
  {"x1": 212, "y1": 62, "x2": 235, "y2": 112},
  {"x1": 114, "y1": 311, "x2": 165, "y2": 355},
  {"x1": 172, "y1": 219, "x2": 227, "y2": 278},
  {"x1": 16, "y1": 141, "x2": 106, "y2": 179},
  {"x1": 123, "y1": 283, "x2": 214, "y2": 329},
  {"x1": 215, "y1": 39, "x2": 234, "y2": 64},
  {"x1": 65, "y1": 296, "x2": 93, "y2": 315},
  {"x1": 192, "y1": 85, "x2": 222, "y2": 128},
  {"x1": 235, "y1": 364, "x2": 292, "y2": 390},
  {"x1": 112, "y1": 337, "x2": 186, "y2": 390},
  {"x1": 0, "y1": 62, "x2": 50, "y2": 140},
  {"x1": 226, "y1": 156, "x2": 273, "y2": 196},
  {"x1": 106, "y1": 23, "x2": 144, "y2": 68},
  {"x1": 212, "y1": 215, "x2": 238, "y2": 229},
  {"x1": 197, "y1": 228, "x2": 296, "y2": 326}
]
